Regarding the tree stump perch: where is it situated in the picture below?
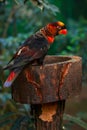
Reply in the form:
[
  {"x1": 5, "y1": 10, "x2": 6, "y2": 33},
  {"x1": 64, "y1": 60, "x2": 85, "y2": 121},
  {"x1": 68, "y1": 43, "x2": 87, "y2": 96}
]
[
  {"x1": 31, "y1": 101, "x2": 65, "y2": 130},
  {"x1": 12, "y1": 55, "x2": 82, "y2": 130}
]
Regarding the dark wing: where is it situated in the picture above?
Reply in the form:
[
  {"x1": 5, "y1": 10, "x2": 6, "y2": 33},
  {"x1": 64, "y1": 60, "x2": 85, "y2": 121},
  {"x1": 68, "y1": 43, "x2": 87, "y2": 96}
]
[{"x1": 4, "y1": 35, "x2": 49, "y2": 70}]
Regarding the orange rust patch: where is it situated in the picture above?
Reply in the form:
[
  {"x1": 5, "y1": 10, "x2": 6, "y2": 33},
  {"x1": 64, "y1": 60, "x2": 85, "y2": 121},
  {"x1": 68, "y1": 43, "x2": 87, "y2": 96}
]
[
  {"x1": 39, "y1": 73, "x2": 45, "y2": 85},
  {"x1": 25, "y1": 69, "x2": 40, "y2": 88},
  {"x1": 40, "y1": 66, "x2": 43, "y2": 70},
  {"x1": 54, "y1": 65, "x2": 57, "y2": 70},
  {"x1": 39, "y1": 103, "x2": 57, "y2": 122},
  {"x1": 24, "y1": 69, "x2": 42, "y2": 101},
  {"x1": 60, "y1": 63, "x2": 72, "y2": 88},
  {"x1": 40, "y1": 73, "x2": 45, "y2": 80},
  {"x1": 52, "y1": 79, "x2": 56, "y2": 85},
  {"x1": 58, "y1": 63, "x2": 72, "y2": 99}
]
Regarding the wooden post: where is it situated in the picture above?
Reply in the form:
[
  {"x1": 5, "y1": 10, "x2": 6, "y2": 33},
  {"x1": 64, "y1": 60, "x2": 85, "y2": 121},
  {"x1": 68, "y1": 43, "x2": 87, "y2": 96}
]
[
  {"x1": 12, "y1": 55, "x2": 82, "y2": 130},
  {"x1": 31, "y1": 101, "x2": 65, "y2": 130}
]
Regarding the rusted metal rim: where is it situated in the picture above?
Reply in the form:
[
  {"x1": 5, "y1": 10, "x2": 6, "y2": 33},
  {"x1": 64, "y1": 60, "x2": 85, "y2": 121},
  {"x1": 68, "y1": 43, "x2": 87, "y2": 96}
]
[{"x1": 43, "y1": 55, "x2": 81, "y2": 66}]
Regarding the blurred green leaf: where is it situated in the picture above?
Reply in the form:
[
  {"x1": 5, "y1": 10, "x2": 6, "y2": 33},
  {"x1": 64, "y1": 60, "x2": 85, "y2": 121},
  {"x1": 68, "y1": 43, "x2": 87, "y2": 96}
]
[
  {"x1": 11, "y1": 116, "x2": 29, "y2": 130},
  {"x1": 64, "y1": 114, "x2": 87, "y2": 130},
  {"x1": 0, "y1": 112, "x2": 15, "y2": 121},
  {"x1": 0, "y1": 119, "x2": 14, "y2": 127},
  {"x1": 77, "y1": 112, "x2": 87, "y2": 120},
  {"x1": 0, "y1": 93, "x2": 11, "y2": 103}
]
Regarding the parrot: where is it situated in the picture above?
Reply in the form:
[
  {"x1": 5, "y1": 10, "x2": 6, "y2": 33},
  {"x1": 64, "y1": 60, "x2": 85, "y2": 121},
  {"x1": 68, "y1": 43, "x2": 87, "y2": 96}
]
[{"x1": 3, "y1": 21, "x2": 67, "y2": 88}]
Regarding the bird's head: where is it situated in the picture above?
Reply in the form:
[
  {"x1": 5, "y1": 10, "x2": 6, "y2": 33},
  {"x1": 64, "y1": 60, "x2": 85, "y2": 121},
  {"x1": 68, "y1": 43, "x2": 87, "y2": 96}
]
[{"x1": 46, "y1": 21, "x2": 67, "y2": 36}]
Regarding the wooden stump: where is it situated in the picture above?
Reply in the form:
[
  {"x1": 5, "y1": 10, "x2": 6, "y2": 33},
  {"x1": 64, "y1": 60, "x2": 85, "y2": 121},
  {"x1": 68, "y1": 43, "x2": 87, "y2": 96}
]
[
  {"x1": 31, "y1": 101, "x2": 65, "y2": 130},
  {"x1": 12, "y1": 55, "x2": 82, "y2": 130}
]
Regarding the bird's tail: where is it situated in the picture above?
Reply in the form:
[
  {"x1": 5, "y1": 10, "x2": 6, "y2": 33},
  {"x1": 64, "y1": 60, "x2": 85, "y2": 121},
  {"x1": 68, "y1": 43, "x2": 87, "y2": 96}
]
[{"x1": 3, "y1": 69, "x2": 21, "y2": 88}]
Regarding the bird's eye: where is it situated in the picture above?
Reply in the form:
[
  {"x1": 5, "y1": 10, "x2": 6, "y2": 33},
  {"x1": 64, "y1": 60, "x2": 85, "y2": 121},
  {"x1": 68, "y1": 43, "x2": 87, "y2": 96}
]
[{"x1": 57, "y1": 26, "x2": 61, "y2": 30}]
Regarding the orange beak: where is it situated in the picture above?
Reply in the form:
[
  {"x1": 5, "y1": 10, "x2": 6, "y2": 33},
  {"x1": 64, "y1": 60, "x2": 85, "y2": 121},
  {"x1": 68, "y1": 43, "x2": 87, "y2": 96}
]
[{"x1": 59, "y1": 29, "x2": 67, "y2": 35}]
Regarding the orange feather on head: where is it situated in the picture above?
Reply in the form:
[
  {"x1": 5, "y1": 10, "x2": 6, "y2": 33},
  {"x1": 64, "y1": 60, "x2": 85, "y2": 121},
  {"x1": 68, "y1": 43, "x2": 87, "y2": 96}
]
[
  {"x1": 47, "y1": 21, "x2": 67, "y2": 36},
  {"x1": 41, "y1": 21, "x2": 67, "y2": 43}
]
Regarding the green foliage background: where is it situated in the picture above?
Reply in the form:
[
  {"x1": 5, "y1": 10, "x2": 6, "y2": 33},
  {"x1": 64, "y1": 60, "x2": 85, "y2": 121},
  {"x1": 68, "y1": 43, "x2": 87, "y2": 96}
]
[{"x1": 0, "y1": 0, "x2": 87, "y2": 129}]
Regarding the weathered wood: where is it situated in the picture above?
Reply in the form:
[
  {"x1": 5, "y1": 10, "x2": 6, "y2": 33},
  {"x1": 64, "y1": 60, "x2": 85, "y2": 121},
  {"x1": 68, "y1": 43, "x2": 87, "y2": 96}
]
[
  {"x1": 31, "y1": 101, "x2": 65, "y2": 130},
  {"x1": 11, "y1": 55, "x2": 82, "y2": 130},
  {"x1": 12, "y1": 55, "x2": 82, "y2": 104}
]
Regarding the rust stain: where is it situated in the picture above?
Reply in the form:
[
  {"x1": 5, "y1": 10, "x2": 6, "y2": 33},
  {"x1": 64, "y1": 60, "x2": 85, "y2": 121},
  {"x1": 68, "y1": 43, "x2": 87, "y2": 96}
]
[
  {"x1": 24, "y1": 69, "x2": 42, "y2": 101},
  {"x1": 39, "y1": 103, "x2": 57, "y2": 122},
  {"x1": 40, "y1": 73, "x2": 45, "y2": 80},
  {"x1": 60, "y1": 63, "x2": 72, "y2": 88},
  {"x1": 25, "y1": 69, "x2": 40, "y2": 88},
  {"x1": 39, "y1": 73, "x2": 45, "y2": 84},
  {"x1": 52, "y1": 79, "x2": 56, "y2": 85},
  {"x1": 59, "y1": 63, "x2": 72, "y2": 99},
  {"x1": 40, "y1": 66, "x2": 43, "y2": 70},
  {"x1": 54, "y1": 65, "x2": 57, "y2": 70}
]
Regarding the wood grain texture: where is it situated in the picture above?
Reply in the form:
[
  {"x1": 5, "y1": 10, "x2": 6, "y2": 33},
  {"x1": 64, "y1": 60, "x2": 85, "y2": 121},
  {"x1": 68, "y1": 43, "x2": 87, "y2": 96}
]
[
  {"x1": 12, "y1": 55, "x2": 82, "y2": 104},
  {"x1": 31, "y1": 101, "x2": 65, "y2": 130}
]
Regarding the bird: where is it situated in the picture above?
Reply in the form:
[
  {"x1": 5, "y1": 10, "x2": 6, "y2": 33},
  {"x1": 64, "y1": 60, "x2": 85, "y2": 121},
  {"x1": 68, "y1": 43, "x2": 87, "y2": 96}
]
[{"x1": 3, "y1": 21, "x2": 67, "y2": 88}]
